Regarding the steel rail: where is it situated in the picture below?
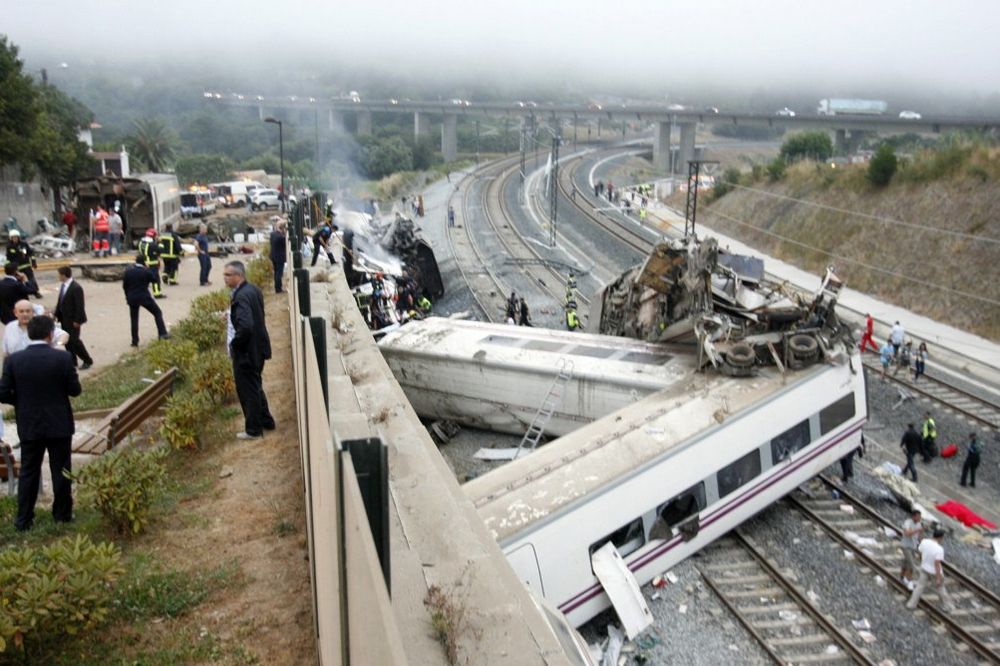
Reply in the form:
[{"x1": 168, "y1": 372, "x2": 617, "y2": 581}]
[
  {"x1": 861, "y1": 356, "x2": 1000, "y2": 430},
  {"x1": 788, "y1": 490, "x2": 1000, "y2": 663},
  {"x1": 698, "y1": 531, "x2": 876, "y2": 665},
  {"x1": 814, "y1": 475, "x2": 1000, "y2": 609}
]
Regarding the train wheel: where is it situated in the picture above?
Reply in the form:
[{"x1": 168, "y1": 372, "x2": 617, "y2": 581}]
[
  {"x1": 789, "y1": 334, "x2": 818, "y2": 356},
  {"x1": 727, "y1": 343, "x2": 755, "y2": 367}
]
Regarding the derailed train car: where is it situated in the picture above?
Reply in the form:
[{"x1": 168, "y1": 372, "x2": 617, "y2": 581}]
[
  {"x1": 74, "y1": 173, "x2": 181, "y2": 248},
  {"x1": 457, "y1": 236, "x2": 867, "y2": 629}
]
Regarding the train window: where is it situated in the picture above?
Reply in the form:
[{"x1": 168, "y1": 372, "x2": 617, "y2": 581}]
[
  {"x1": 717, "y1": 450, "x2": 762, "y2": 498},
  {"x1": 588, "y1": 517, "x2": 645, "y2": 561},
  {"x1": 650, "y1": 482, "x2": 706, "y2": 542},
  {"x1": 770, "y1": 420, "x2": 812, "y2": 464},
  {"x1": 820, "y1": 394, "x2": 856, "y2": 435}
]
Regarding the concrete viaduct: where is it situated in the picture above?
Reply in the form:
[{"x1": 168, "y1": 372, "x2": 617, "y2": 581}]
[{"x1": 210, "y1": 96, "x2": 1000, "y2": 172}]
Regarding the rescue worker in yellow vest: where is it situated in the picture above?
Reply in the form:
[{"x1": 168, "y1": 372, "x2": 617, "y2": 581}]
[
  {"x1": 158, "y1": 223, "x2": 183, "y2": 285},
  {"x1": 5, "y1": 230, "x2": 38, "y2": 295},
  {"x1": 921, "y1": 412, "x2": 937, "y2": 462},
  {"x1": 138, "y1": 228, "x2": 165, "y2": 298},
  {"x1": 416, "y1": 295, "x2": 432, "y2": 316},
  {"x1": 566, "y1": 303, "x2": 580, "y2": 331}
]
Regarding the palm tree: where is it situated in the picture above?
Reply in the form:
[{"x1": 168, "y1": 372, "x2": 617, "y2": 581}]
[{"x1": 128, "y1": 118, "x2": 175, "y2": 172}]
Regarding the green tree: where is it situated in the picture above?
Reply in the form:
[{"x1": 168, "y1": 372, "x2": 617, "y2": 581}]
[
  {"x1": 0, "y1": 37, "x2": 40, "y2": 172},
  {"x1": 30, "y1": 85, "x2": 94, "y2": 190},
  {"x1": 241, "y1": 153, "x2": 281, "y2": 175},
  {"x1": 780, "y1": 131, "x2": 833, "y2": 162},
  {"x1": 356, "y1": 135, "x2": 412, "y2": 179},
  {"x1": 174, "y1": 153, "x2": 235, "y2": 186},
  {"x1": 867, "y1": 144, "x2": 898, "y2": 186},
  {"x1": 128, "y1": 118, "x2": 176, "y2": 172}
]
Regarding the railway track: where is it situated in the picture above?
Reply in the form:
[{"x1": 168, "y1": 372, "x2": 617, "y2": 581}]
[
  {"x1": 698, "y1": 531, "x2": 875, "y2": 665},
  {"x1": 446, "y1": 155, "x2": 526, "y2": 322},
  {"x1": 861, "y1": 355, "x2": 1000, "y2": 430},
  {"x1": 789, "y1": 476, "x2": 1000, "y2": 663}
]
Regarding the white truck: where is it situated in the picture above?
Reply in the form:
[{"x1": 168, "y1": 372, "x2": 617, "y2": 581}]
[{"x1": 817, "y1": 98, "x2": 888, "y2": 116}]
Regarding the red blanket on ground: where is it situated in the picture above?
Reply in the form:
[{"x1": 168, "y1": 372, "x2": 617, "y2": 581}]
[{"x1": 936, "y1": 499, "x2": 997, "y2": 529}]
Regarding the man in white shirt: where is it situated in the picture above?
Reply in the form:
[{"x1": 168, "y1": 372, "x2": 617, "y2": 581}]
[
  {"x1": 3, "y1": 301, "x2": 69, "y2": 357},
  {"x1": 906, "y1": 527, "x2": 954, "y2": 612},
  {"x1": 889, "y1": 320, "x2": 905, "y2": 357}
]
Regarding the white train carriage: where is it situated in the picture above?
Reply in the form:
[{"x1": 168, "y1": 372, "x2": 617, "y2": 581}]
[
  {"x1": 465, "y1": 350, "x2": 866, "y2": 627},
  {"x1": 378, "y1": 317, "x2": 690, "y2": 437}
]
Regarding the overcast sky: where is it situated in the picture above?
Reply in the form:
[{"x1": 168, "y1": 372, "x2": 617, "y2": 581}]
[{"x1": 7, "y1": 0, "x2": 1000, "y2": 97}]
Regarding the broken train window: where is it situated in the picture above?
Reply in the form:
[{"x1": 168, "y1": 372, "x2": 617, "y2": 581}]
[
  {"x1": 650, "y1": 482, "x2": 706, "y2": 542},
  {"x1": 717, "y1": 449, "x2": 762, "y2": 498},
  {"x1": 589, "y1": 516, "x2": 646, "y2": 563},
  {"x1": 769, "y1": 419, "x2": 812, "y2": 464}
]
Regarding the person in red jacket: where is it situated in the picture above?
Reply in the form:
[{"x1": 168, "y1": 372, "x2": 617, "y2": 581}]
[
  {"x1": 91, "y1": 206, "x2": 110, "y2": 257},
  {"x1": 859, "y1": 313, "x2": 876, "y2": 353}
]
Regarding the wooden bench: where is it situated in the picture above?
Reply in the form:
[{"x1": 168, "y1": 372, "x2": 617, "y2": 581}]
[{"x1": 73, "y1": 367, "x2": 179, "y2": 455}]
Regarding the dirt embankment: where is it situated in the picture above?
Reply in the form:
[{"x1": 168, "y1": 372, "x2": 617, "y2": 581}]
[{"x1": 698, "y1": 166, "x2": 1000, "y2": 341}]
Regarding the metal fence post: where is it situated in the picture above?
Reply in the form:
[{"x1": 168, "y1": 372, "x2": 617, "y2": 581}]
[
  {"x1": 309, "y1": 316, "x2": 328, "y2": 412},
  {"x1": 295, "y1": 268, "x2": 310, "y2": 317}
]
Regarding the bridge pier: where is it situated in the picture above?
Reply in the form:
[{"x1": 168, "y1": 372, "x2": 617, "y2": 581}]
[
  {"x1": 653, "y1": 120, "x2": 672, "y2": 172},
  {"x1": 357, "y1": 110, "x2": 373, "y2": 136},
  {"x1": 677, "y1": 122, "x2": 696, "y2": 174},
  {"x1": 442, "y1": 114, "x2": 458, "y2": 162},
  {"x1": 258, "y1": 104, "x2": 265, "y2": 122},
  {"x1": 329, "y1": 109, "x2": 343, "y2": 130},
  {"x1": 833, "y1": 128, "x2": 863, "y2": 155},
  {"x1": 414, "y1": 111, "x2": 430, "y2": 140}
]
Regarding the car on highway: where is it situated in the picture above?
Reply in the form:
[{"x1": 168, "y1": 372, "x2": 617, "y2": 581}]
[
  {"x1": 704, "y1": 106, "x2": 719, "y2": 114},
  {"x1": 776, "y1": 107, "x2": 796, "y2": 117},
  {"x1": 587, "y1": 102, "x2": 603, "y2": 111},
  {"x1": 898, "y1": 110, "x2": 922, "y2": 119},
  {"x1": 349, "y1": 91, "x2": 361, "y2": 103},
  {"x1": 667, "y1": 103, "x2": 687, "y2": 111},
  {"x1": 250, "y1": 189, "x2": 281, "y2": 211},
  {"x1": 389, "y1": 98, "x2": 399, "y2": 105}
]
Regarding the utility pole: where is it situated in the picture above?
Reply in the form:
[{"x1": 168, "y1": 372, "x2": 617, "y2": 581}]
[
  {"x1": 684, "y1": 160, "x2": 719, "y2": 238},
  {"x1": 548, "y1": 132, "x2": 560, "y2": 247},
  {"x1": 475, "y1": 120, "x2": 480, "y2": 165},
  {"x1": 518, "y1": 117, "x2": 528, "y2": 204}
]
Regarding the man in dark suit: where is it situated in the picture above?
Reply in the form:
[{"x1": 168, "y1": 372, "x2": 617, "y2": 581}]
[
  {"x1": 123, "y1": 255, "x2": 170, "y2": 347},
  {"x1": 54, "y1": 266, "x2": 94, "y2": 369},
  {"x1": 0, "y1": 315, "x2": 81, "y2": 530},
  {"x1": 269, "y1": 221, "x2": 287, "y2": 294},
  {"x1": 224, "y1": 261, "x2": 275, "y2": 439},
  {"x1": 0, "y1": 263, "x2": 37, "y2": 324}
]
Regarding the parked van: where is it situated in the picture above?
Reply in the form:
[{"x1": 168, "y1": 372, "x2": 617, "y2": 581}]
[{"x1": 210, "y1": 181, "x2": 264, "y2": 208}]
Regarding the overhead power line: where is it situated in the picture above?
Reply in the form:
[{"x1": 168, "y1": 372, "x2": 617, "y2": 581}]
[
  {"x1": 726, "y1": 182, "x2": 1000, "y2": 247},
  {"x1": 702, "y1": 208, "x2": 1000, "y2": 308}
]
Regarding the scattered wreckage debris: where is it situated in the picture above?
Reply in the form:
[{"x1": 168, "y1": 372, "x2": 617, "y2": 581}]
[
  {"x1": 591, "y1": 235, "x2": 854, "y2": 377},
  {"x1": 429, "y1": 420, "x2": 461, "y2": 445}
]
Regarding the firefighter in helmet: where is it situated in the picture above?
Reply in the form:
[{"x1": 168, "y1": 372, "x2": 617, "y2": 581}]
[
  {"x1": 138, "y1": 228, "x2": 164, "y2": 298},
  {"x1": 158, "y1": 223, "x2": 183, "y2": 285}
]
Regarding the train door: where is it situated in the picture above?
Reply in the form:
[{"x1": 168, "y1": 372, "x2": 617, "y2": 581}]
[{"x1": 506, "y1": 543, "x2": 545, "y2": 596}]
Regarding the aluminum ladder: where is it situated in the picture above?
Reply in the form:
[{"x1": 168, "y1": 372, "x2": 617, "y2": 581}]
[{"x1": 515, "y1": 358, "x2": 573, "y2": 459}]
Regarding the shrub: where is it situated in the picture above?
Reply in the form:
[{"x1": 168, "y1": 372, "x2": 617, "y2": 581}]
[
  {"x1": 188, "y1": 289, "x2": 231, "y2": 318},
  {"x1": 867, "y1": 144, "x2": 898, "y2": 186},
  {"x1": 246, "y1": 255, "x2": 273, "y2": 289},
  {"x1": 711, "y1": 167, "x2": 742, "y2": 199},
  {"x1": 767, "y1": 156, "x2": 787, "y2": 182},
  {"x1": 190, "y1": 349, "x2": 235, "y2": 404},
  {"x1": 69, "y1": 448, "x2": 168, "y2": 535},
  {"x1": 145, "y1": 338, "x2": 199, "y2": 377},
  {"x1": 161, "y1": 392, "x2": 213, "y2": 450},
  {"x1": 171, "y1": 311, "x2": 226, "y2": 351},
  {"x1": 0, "y1": 535, "x2": 124, "y2": 653},
  {"x1": 780, "y1": 131, "x2": 833, "y2": 162}
]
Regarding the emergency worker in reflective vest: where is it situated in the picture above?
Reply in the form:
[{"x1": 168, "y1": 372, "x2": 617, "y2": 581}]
[
  {"x1": 138, "y1": 229, "x2": 165, "y2": 298},
  {"x1": 158, "y1": 223, "x2": 183, "y2": 285},
  {"x1": 92, "y1": 205, "x2": 110, "y2": 257},
  {"x1": 5, "y1": 230, "x2": 37, "y2": 294},
  {"x1": 566, "y1": 303, "x2": 580, "y2": 331}
]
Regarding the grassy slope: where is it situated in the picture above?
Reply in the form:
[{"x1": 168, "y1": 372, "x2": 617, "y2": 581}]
[{"x1": 702, "y1": 149, "x2": 1000, "y2": 341}]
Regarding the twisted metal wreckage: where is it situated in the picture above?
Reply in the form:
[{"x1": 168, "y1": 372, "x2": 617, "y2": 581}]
[{"x1": 592, "y1": 235, "x2": 856, "y2": 375}]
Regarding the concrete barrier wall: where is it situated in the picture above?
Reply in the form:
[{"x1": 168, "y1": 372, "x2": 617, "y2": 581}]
[{"x1": 289, "y1": 275, "x2": 406, "y2": 665}]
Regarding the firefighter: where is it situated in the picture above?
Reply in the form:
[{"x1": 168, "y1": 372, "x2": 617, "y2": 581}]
[
  {"x1": 158, "y1": 223, "x2": 183, "y2": 285},
  {"x1": 138, "y1": 228, "x2": 165, "y2": 298},
  {"x1": 6, "y1": 230, "x2": 38, "y2": 294},
  {"x1": 565, "y1": 301, "x2": 580, "y2": 331}
]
